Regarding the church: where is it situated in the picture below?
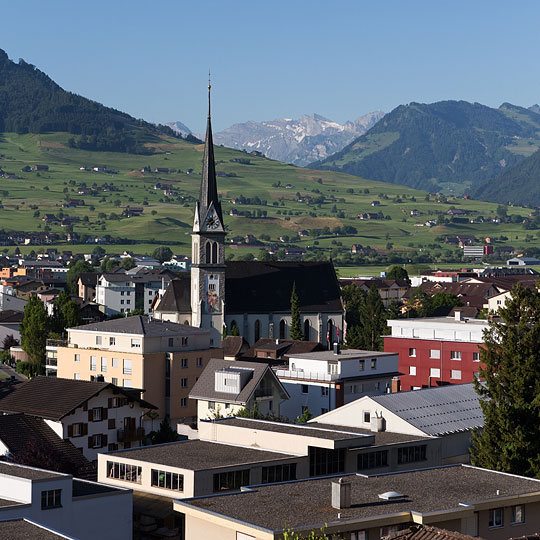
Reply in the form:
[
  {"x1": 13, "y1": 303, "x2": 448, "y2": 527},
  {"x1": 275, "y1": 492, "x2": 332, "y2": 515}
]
[{"x1": 154, "y1": 86, "x2": 344, "y2": 347}]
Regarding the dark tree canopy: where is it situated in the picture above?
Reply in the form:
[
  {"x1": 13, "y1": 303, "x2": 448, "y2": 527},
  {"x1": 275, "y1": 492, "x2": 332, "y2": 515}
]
[
  {"x1": 19, "y1": 296, "x2": 49, "y2": 367},
  {"x1": 386, "y1": 265, "x2": 410, "y2": 283},
  {"x1": 289, "y1": 282, "x2": 303, "y2": 341},
  {"x1": 152, "y1": 246, "x2": 173, "y2": 264}
]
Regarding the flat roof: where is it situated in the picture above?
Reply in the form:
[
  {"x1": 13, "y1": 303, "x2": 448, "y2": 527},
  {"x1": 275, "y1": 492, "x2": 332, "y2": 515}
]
[
  {"x1": 287, "y1": 350, "x2": 396, "y2": 361},
  {"x1": 72, "y1": 479, "x2": 121, "y2": 497},
  {"x1": 184, "y1": 465, "x2": 540, "y2": 531},
  {"x1": 212, "y1": 418, "x2": 375, "y2": 442},
  {"x1": 387, "y1": 317, "x2": 489, "y2": 327},
  {"x1": 0, "y1": 519, "x2": 73, "y2": 539},
  {"x1": 0, "y1": 462, "x2": 64, "y2": 481},
  {"x1": 108, "y1": 440, "x2": 296, "y2": 471}
]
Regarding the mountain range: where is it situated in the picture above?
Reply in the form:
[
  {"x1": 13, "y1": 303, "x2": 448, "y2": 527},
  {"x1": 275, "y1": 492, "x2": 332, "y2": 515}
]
[{"x1": 212, "y1": 111, "x2": 385, "y2": 166}]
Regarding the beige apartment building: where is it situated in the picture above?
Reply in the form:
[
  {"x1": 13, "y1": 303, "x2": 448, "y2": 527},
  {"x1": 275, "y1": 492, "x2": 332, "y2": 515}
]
[{"x1": 57, "y1": 316, "x2": 222, "y2": 423}]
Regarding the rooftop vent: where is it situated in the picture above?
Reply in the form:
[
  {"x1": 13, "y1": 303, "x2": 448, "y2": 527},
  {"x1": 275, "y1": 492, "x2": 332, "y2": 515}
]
[
  {"x1": 331, "y1": 477, "x2": 351, "y2": 509},
  {"x1": 378, "y1": 491, "x2": 406, "y2": 501},
  {"x1": 333, "y1": 342, "x2": 340, "y2": 355}
]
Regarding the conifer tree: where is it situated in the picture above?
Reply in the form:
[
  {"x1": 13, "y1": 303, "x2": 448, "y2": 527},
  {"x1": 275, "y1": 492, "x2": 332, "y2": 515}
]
[
  {"x1": 359, "y1": 284, "x2": 386, "y2": 351},
  {"x1": 289, "y1": 282, "x2": 303, "y2": 341},
  {"x1": 20, "y1": 296, "x2": 49, "y2": 370},
  {"x1": 471, "y1": 285, "x2": 540, "y2": 477}
]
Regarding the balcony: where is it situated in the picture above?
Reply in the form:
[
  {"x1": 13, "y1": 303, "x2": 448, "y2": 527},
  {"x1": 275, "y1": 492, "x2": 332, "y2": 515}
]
[
  {"x1": 117, "y1": 427, "x2": 145, "y2": 443},
  {"x1": 46, "y1": 339, "x2": 68, "y2": 347},
  {"x1": 275, "y1": 369, "x2": 339, "y2": 382},
  {"x1": 254, "y1": 387, "x2": 273, "y2": 399}
]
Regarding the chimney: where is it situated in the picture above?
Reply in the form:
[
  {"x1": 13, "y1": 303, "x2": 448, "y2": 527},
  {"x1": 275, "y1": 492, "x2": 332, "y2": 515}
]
[
  {"x1": 333, "y1": 342, "x2": 340, "y2": 355},
  {"x1": 370, "y1": 412, "x2": 385, "y2": 432},
  {"x1": 331, "y1": 477, "x2": 351, "y2": 509},
  {"x1": 391, "y1": 377, "x2": 401, "y2": 393},
  {"x1": 455, "y1": 310, "x2": 463, "y2": 321}
]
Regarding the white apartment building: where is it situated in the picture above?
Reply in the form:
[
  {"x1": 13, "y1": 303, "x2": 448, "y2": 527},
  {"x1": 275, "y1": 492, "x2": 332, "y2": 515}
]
[{"x1": 276, "y1": 348, "x2": 399, "y2": 421}]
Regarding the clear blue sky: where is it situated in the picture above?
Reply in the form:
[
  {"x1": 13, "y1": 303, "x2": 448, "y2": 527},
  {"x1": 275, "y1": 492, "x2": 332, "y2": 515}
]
[{"x1": 2, "y1": 0, "x2": 539, "y2": 133}]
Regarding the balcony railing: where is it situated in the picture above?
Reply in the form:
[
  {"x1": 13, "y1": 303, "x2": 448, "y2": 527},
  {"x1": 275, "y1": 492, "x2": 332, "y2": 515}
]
[
  {"x1": 46, "y1": 339, "x2": 68, "y2": 347},
  {"x1": 275, "y1": 369, "x2": 339, "y2": 382},
  {"x1": 254, "y1": 388, "x2": 273, "y2": 399},
  {"x1": 117, "y1": 427, "x2": 145, "y2": 443}
]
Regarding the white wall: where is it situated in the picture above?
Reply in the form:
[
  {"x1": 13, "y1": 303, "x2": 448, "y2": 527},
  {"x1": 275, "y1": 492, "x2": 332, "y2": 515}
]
[{"x1": 387, "y1": 319, "x2": 488, "y2": 342}]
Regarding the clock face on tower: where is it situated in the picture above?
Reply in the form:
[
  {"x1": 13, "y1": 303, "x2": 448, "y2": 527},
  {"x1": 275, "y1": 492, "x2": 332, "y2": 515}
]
[{"x1": 205, "y1": 212, "x2": 220, "y2": 230}]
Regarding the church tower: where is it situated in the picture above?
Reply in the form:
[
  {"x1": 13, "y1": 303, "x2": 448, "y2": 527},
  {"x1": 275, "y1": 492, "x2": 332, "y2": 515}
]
[{"x1": 191, "y1": 80, "x2": 226, "y2": 345}]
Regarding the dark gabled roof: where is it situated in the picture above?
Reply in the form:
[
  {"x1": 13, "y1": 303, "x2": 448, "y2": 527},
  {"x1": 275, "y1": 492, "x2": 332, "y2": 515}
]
[
  {"x1": 0, "y1": 309, "x2": 23, "y2": 323},
  {"x1": 70, "y1": 315, "x2": 208, "y2": 337},
  {"x1": 241, "y1": 338, "x2": 325, "y2": 362},
  {"x1": 155, "y1": 276, "x2": 191, "y2": 313},
  {"x1": 0, "y1": 413, "x2": 91, "y2": 474},
  {"x1": 0, "y1": 376, "x2": 156, "y2": 420},
  {"x1": 225, "y1": 261, "x2": 342, "y2": 313},
  {"x1": 189, "y1": 359, "x2": 288, "y2": 404},
  {"x1": 385, "y1": 525, "x2": 482, "y2": 540},
  {"x1": 221, "y1": 335, "x2": 249, "y2": 358},
  {"x1": 78, "y1": 272, "x2": 99, "y2": 287}
]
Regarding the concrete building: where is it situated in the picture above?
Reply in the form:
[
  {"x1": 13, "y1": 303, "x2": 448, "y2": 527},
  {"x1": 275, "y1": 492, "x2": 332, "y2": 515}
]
[
  {"x1": 0, "y1": 376, "x2": 156, "y2": 461},
  {"x1": 0, "y1": 461, "x2": 132, "y2": 540},
  {"x1": 384, "y1": 315, "x2": 488, "y2": 390},
  {"x1": 175, "y1": 464, "x2": 540, "y2": 540},
  {"x1": 276, "y1": 348, "x2": 399, "y2": 420},
  {"x1": 56, "y1": 316, "x2": 217, "y2": 421}
]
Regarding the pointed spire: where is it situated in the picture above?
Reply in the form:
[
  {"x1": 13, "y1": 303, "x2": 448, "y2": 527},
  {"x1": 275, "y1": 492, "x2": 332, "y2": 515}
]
[{"x1": 198, "y1": 74, "x2": 223, "y2": 224}]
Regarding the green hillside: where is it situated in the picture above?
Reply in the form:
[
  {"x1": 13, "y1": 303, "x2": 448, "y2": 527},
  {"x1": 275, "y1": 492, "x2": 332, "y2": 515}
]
[
  {"x1": 0, "y1": 131, "x2": 538, "y2": 264},
  {"x1": 310, "y1": 100, "x2": 540, "y2": 195}
]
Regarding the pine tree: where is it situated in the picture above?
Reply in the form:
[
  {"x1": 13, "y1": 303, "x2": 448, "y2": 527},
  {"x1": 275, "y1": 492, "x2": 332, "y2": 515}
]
[
  {"x1": 471, "y1": 285, "x2": 540, "y2": 477},
  {"x1": 359, "y1": 284, "x2": 386, "y2": 351},
  {"x1": 20, "y1": 296, "x2": 49, "y2": 369},
  {"x1": 289, "y1": 282, "x2": 303, "y2": 341}
]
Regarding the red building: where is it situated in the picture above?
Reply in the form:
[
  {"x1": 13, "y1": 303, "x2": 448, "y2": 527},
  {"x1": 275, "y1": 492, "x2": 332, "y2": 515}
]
[{"x1": 384, "y1": 314, "x2": 488, "y2": 390}]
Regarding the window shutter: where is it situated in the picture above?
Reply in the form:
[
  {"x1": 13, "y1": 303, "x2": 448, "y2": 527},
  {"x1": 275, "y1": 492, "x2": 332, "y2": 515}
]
[
  {"x1": 82, "y1": 423, "x2": 88, "y2": 436},
  {"x1": 88, "y1": 436, "x2": 93, "y2": 449},
  {"x1": 108, "y1": 398, "x2": 112, "y2": 408},
  {"x1": 108, "y1": 418, "x2": 115, "y2": 430},
  {"x1": 102, "y1": 407, "x2": 108, "y2": 420},
  {"x1": 88, "y1": 410, "x2": 92, "y2": 422},
  {"x1": 103, "y1": 434, "x2": 108, "y2": 447},
  {"x1": 68, "y1": 424, "x2": 73, "y2": 437}
]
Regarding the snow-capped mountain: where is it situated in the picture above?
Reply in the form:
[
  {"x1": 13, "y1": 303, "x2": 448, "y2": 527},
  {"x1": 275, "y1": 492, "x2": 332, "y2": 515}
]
[
  {"x1": 164, "y1": 121, "x2": 193, "y2": 137},
  {"x1": 213, "y1": 111, "x2": 385, "y2": 166}
]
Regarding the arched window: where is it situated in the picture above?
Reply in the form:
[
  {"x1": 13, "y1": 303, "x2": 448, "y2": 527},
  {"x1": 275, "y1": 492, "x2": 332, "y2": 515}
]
[
  {"x1": 279, "y1": 319, "x2": 286, "y2": 339},
  {"x1": 304, "y1": 319, "x2": 310, "y2": 341},
  {"x1": 230, "y1": 320, "x2": 239, "y2": 336},
  {"x1": 212, "y1": 242, "x2": 218, "y2": 264},
  {"x1": 326, "y1": 319, "x2": 334, "y2": 349},
  {"x1": 205, "y1": 241, "x2": 211, "y2": 264},
  {"x1": 183, "y1": 320, "x2": 190, "y2": 325},
  {"x1": 254, "y1": 319, "x2": 261, "y2": 342}
]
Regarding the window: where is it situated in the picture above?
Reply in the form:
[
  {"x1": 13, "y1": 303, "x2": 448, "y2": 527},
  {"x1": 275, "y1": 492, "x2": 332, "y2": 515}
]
[
  {"x1": 450, "y1": 350, "x2": 462, "y2": 360},
  {"x1": 301, "y1": 384, "x2": 309, "y2": 394},
  {"x1": 74, "y1": 373, "x2": 80, "y2": 380},
  {"x1": 429, "y1": 349, "x2": 441, "y2": 359},
  {"x1": 357, "y1": 450, "x2": 388, "y2": 470},
  {"x1": 181, "y1": 378, "x2": 188, "y2": 388},
  {"x1": 262, "y1": 463, "x2": 297, "y2": 484},
  {"x1": 309, "y1": 447, "x2": 345, "y2": 476},
  {"x1": 101, "y1": 357, "x2": 107, "y2": 372},
  {"x1": 254, "y1": 319, "x2": 261, "y2": 342},
  {"x1": 451, "y1": 369, "x2": 462, "y2": 380},
  {"x1": 371, "y1": 358, "x2": 377, "y2": 369},
  {"x1": 512, "y1": 505, "x2": 525, "y2": 524},
  {"x1": 131, "y1": 338, "x2": 141, "y2": 348},
  {"x1": 181, "y1": 337, "x2": 189, "y2": 346},
  {"x1": 489, "y1": 508, "x2": 504, "y2": 528},
  {"x1": 70, "y1": 423, "x2": 85, "y2": 437},
  {"x1": 74, "y1": 353, "x2": 80, "y2": 362},
  {"x1": 151, "y1": 469, "x2": 184, "y2": 491},
  {"x1": 181, "y1": 358, "x2": 188, "y2": 368},
  {"x1": 111, "y1": 377, "x2": 118, "y2": 385},
  {"x1": 279, "y1": 319, "x2": 286, "y2": 340},
  {"x1": 213, "y1": 469, "x2": 250, "y2": 492},
  {"x1": 96, "y1": 336, "x2": 102, "y2": 345},
  {"x1": 397, "y1": 444, "x2": 427, "y2": 464},
  {"x1": 123, "y1": 359, "x2": 132, "y2": 375},
  {"x1": 90, "y1": 356, "x2": 96, "y2": 371},
  {"x1": 41, "y1": 489, "x2": 62, "y2": 509},
  {"x1": 351, "y1": 532, "x2": 367, "y2": 540},
  {"x1": 112, "y1": 358, "x2": 119, "y2": 368},
  {"x1": 109, "y1": 337, "x2": 115, "y2": 346},
  {"x1": 168, "y1": 338, "x2": 174, "y2": 347},
  {"x1": 321, "y1": 387, "x2": 329, "y2": 396},
  {"x1": 209, "y1": 401, "x2": 216, "y2": 410},
  {"x1": 429, "y1": 368, "x2": 440, "y2": 378},
  {"x1": 91, "y1": 434, "x2": 103, "y2": 448},
  {"x1": 123, "y1": 379, "x2": 132, "y2": 388},
  {"x1": 108, "y1": 461, "x2": 142, "y2": 484},
  {"x1": 473, "y1": 351, "x2": 481, "y2": 362},
  {"x1": 363, "y1": 411, "x2": 370, "y2": 423},
  {"x1": 196, "y1": 357, "x2": 203, "y2": 368},
  {"x1": 180, "y1": 398, "x2": 187, "y2": 407},
  {"x1": 409, "y1": 348, "x2": 416, "y2": 357},
  {"x1": 409, "y1": 366, "x2": 416, "y2": 375},
  {"x1": 120, "y1": 300, "x2": 124, "y2": 305},
  {"x1": 92, "y1": 407, "x2": 103, "y2": 422},
  {"x1": 358, "y1": 359, "x2": 365, "y2": 371}
]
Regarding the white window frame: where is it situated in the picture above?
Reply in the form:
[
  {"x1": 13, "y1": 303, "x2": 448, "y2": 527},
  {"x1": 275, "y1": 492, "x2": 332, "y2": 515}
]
[
  {"x1": 429, "y1": 349, "x2": 441, "y2": 359},
  {"x1": 512, "y1": 504, "x2": 525, "y2": 524},
  {"x1": 450, "y1": 350, "x2": 462, "y2": 360},
  {"x1": 489, "y1": 507, "x2": 504, "y2": 528},
  {"x1": 429, "y1": 367, "x2": 440, "y2": 378},
  {"x1": 409, "y1": 348, "x2": 416, "y2": 357},
  {"x1": 451, "y1": 369, "x2": 462, "y2": 380},
  {"x1": 409, "y1": 366, "x2": 416, "y2": 376}
]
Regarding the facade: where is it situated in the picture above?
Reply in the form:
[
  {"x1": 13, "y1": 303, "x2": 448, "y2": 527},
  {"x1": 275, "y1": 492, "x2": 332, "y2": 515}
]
[
  {"x1": 189, "y1": 359, "x2": 289, "y2": 421},
  {"x1": 0, "y1": 461, "x2": 132, "y2": 540},
  {"x1": 175, "y1": 464, "x2": 540, "y2": 540},
  {"x1": 0, "y1": 376, "x2": 157, "y2": 461},
  {"x1": 56, "y1": 316, "x2": 217, "y2": 421},
  {"x1": 276, "y1": 348, "x2": 399, "y2": 420},
  {"x1": 384, "y1": 315, "x2": 488, "y2": 390}
]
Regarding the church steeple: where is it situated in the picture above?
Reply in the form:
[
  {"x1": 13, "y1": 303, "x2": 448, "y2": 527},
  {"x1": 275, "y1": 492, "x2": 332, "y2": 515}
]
[{"x1": 197, "y1": 78, "x2": 223, "y2": 225}]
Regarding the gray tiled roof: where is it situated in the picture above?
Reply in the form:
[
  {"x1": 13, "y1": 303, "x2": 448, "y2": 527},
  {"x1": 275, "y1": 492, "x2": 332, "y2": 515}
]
[
  {"x1": 0, "y1": 519, "x2": 76, "y2": 539},
  {"x1": 189, "y1": 359, "x2": 288, "y2": 405},
  {"x1": 70, "y1": 315, "x2": 209, "y2": 336},
  {"x1": 370, "y1": 383, "x2": 483, "y2": 436},
  {"x1": 0, "y1": 461, "x2": 64, "y2": 480}
]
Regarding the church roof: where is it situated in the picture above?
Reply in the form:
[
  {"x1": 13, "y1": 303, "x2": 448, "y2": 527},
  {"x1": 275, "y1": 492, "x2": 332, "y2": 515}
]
[
  {"x1": 224, "y1": 261, "x2": 343, "y2": 314},
  {"x1": 155, "y1": 275, "x2": 191, "y2": 314}
]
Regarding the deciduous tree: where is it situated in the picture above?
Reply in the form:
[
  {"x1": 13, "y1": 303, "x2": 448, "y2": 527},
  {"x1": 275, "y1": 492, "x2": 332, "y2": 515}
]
[{"x1": 20, "y1": 296, "x2": 49, "y2": 369}]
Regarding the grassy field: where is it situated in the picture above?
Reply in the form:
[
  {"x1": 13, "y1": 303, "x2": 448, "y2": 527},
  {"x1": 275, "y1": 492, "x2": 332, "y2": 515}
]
[{"x1": 0, "y1": 131, "x2": 537, "y2": 261}]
